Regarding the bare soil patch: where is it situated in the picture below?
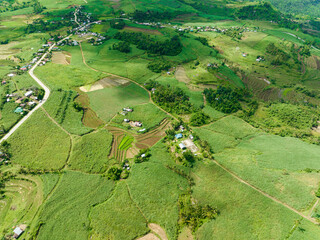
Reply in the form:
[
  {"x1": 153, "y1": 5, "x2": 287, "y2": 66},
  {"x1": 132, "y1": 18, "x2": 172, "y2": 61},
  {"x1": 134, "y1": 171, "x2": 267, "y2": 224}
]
[
  {"x1": 148, "y1": 223, "x2": 168, "y2": 240},
  {"x1": 123, "y1": 26, "x2": 162, "y2": 35},
  {"x1": 182, "y1": 139, "x2": 199, "y2": 153},
  {"x1": 137, "y1": 233, "x2": 160, "y2": 240},
  {"x1": 175, "y1": 66, "x2": 190, "y2": 83},
  {"x1": 80, "y1": 76, "x2": 130, "y2": 92},
  {"x1": 126, "y1": 145, "x2": 139, "y2": 158},
  {"x1": 75, "y1": 90, "x2": 104, "y2": 128},
  {"x1": 52, "y1": 51, "x2": 71, "y2": 65}
]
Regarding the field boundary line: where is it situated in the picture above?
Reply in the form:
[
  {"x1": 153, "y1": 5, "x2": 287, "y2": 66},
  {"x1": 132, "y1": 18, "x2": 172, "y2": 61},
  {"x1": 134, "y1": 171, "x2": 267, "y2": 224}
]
[
  {"x1": 41, "y1": 108, "x2": 71, "y2": 136},
  {"x1": 213, "y1": 160, "x2": 319, "y2": 225},
  {"x1": 309, "y1": 198, "x2": 319, "y2": 217},
  {"x1": 125, "y1": 182, "x2": 149, "y2": 223}
]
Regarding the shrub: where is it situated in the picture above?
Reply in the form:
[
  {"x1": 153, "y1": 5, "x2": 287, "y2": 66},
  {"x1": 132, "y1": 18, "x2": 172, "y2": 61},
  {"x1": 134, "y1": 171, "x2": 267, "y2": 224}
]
[
  {"x1": 112, "y1": 41, "x2": 131, "y2": 53},
  {"x1": 147, "y1": 59, "x2": 172, "y2": 73},
  {"x1": 106, "y1": 166, "x2": 122, "y2": 180},
  {"x1": 189, "y1": 112, "x2": 210, "y2": 126}
]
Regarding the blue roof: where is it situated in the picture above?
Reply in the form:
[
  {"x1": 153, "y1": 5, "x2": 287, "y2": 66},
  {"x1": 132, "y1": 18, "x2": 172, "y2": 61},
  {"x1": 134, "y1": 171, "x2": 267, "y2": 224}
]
[{"x1": 175, "y1": 133, "x2": 183, "y2": 139}]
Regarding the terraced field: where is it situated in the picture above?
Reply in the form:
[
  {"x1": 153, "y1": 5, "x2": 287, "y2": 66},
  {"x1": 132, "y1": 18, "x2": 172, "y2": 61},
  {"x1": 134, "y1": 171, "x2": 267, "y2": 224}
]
[
  {"x1": 0, "y1": 175, "x2": 43, "y2": 233},
  {"x1": 107, "y1": 119, "x2": 170, "y2": 161}
]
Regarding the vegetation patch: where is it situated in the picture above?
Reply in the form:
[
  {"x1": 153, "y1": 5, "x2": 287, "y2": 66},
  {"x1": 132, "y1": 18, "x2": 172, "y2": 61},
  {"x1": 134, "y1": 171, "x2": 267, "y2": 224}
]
[
  {"x1": 44, "y1": 90, "x2": 92, "y2": 135},
  {"x1": 69, "y1": 129, "x2": 113, "y2": 173},
  {"x1": 8, "y1": 110, "x2": 70, "y2": 170},
  {"x1": 118, "y1": 135, "x2": 134, "y2": 150},
  {"x1": 88, "y1": 83, "x2": 149, "y2": 122},
  {"x1": 36, "y1": 171, "x2": 114, "y2": 240},
  {"x1": 90, "y1": 181, "x2": 148, "y2": 240}
]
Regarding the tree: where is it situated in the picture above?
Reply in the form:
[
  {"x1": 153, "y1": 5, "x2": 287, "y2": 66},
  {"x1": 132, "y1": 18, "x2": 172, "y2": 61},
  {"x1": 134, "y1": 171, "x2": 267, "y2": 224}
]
[
  {"x1": 106, "y1": 166, "x2": 122, "y2": 180},
  {"x1": 112, "y1": 41, "x2": 131, "y2": 53},
  {"x1": 189, "y1": 112, "x2": 210, "y2": 126}
]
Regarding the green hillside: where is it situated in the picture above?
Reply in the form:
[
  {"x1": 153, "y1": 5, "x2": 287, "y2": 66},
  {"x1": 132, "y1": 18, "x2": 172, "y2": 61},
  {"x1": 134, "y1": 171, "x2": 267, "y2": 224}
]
[{"x1": 2, "y1": 0, "x2": 320, "y2": 239}]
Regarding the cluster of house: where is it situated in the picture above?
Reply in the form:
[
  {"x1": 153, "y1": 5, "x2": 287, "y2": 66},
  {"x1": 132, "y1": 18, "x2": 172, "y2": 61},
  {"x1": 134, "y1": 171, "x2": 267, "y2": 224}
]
[
  {"x1": 121, "y1": 107, "x2": 146, "y2": 132},
  {"x1": 122, "y1": 162, "x2": 130, "y2": 170},
  {"x1": 173, "y1": 25, "x2": 221, "y2": 33},
  {"x1": 134, "y1": 21, "x2": 165, "y2": 28},
  {"x1": 174, "y1": 125, "x2": 198, "y2": 153},
  {"x1": 5, "y1": 90, "x2": 38, "y2": 115},
  {"x1": 19, "y1": 41, "x2": 57, "y2": 71}
]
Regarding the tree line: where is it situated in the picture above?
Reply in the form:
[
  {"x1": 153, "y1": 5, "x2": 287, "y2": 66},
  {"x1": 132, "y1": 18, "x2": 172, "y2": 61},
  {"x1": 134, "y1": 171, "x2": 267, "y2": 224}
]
[{"x1": 113, "y1": 31, "x2": 183, "y2": 56}]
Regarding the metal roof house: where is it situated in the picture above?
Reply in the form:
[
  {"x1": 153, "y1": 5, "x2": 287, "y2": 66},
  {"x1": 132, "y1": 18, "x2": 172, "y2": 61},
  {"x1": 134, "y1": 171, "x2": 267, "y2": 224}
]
[
  {"x1": 179, "y1": 143, "x2": 186, "y2": 149},
  {"x1": 175, "y1": 133, "x2": 183, "y2": 139}
]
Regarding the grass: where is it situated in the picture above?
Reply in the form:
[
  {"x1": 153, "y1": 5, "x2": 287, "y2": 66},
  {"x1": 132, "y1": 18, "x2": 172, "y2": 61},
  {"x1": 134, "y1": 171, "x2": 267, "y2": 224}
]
[
  {"x1": 155, "y1": 76, "x2": 204, "y2": 108},
  {"x1": 34, "y1": 61, "x2": 105, "y2": 90},
  {"x1": 0, "y1": 102, "x2": 22, "y2": 131},
  {"x1": 217, "y1": 65, "x2": 244, "y2": 88},
  {"x1": 68, "y1": 129, "x2": 114, "y2": 173},
  {"x1": 205, "y1": 115, "x2": 259, "y2": 139},
  {"x1": 87, "y1": 83, "x2": 149, "y2": 122},
  {"x1": 44, "y1": 90, "x2": 92, "y2": 135},
  {"x1": 118, "y1": 135, "x2": 134, "y2": 150},
  {"x1": 126, "y1": 142, "x2": 189, "y2": 239},
  {"x1": 202, "y1": 105, "x2": 225, "y2": 120},
  {"x1": 36, "y1": 171, "x2": 114, "y2": 240},
  {"x1": 40, "y1": 173, "x2": 60, "y2": 199},
  {"x1": 8, "y1": 109, "x2": 70, "y2": 170},
  {"x1": 90, "y1": 181, "x2": 149, "y2": 240},
  {"x1": 192, "y1": 162, "x2": 312, "y2": 239},
  {"x1": 193, "y1": 127, "x2": 239, "y2": 153},
  {"x1": 112, "y1": 103, "x2": 168, "y2": 131},
  {"x1": 289, "y1": 219, "x2": 320, "y2": 239}
]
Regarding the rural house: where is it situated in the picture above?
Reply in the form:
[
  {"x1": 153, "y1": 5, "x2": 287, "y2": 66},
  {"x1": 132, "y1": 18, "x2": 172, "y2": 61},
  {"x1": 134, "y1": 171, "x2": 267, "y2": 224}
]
[
  {"x1": 179, "y1": 143, "x2": 186, "y2": 149},
  {"x1": 13, "y1": 227, "x2": 23, "y2": 239},
  {"x1": 24, "y1": 90, "x2": 33, "y2": 97},
  {"x1": 175, "y1": 133, "x2": 183, "y2": 139}
]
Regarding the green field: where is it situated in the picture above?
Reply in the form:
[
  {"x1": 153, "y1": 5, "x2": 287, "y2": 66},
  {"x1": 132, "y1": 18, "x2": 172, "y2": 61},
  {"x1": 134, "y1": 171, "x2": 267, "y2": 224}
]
[
  {"x1": 0, "y1": 175, "x2": 43, "y2": 234},
  {"x1": 34, "y1": 61, "x2": 105, "y2": 90},
  {"x1": 69, "y1": 129, "x2": 113, "y2": 173},
  {"x1": 192, "y1": 162, "x2": 317, "y2": 239},
  {"x1": 87, "y1": 83, "x2": 149, "y2": 122},
  {"x1": 36, "y1": 171, "x2": 114, "y2": 240},
  {"x1": 8, "y1": 109, "x2": 71, "y2": 170},
  {"x1": 118, "y1": 135, "x2": 134, "y2": 150},
  {"x1": 193, "y1": 115, "x2": 320, "y2": 211},
  {"x1": 44, "y1": 90, "x2": 92, "y2": 135},
  {"x1": 90, "y1": 181, "x2": 149, "y2": 240},
  {"x1": 112, "y1": 103, "x2": 168, "y2": 131}
]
